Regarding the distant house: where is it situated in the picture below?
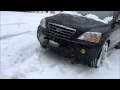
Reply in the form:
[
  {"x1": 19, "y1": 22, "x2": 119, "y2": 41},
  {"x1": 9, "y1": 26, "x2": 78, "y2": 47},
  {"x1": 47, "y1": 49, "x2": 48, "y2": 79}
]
[
  {"x1": 39, "y1": 11, "x2": 62, "y2": 14},
  {"x1": 50, "y1": 11, "x2": 55, "y2": 14},
  {"x1": 50, "y1": 11, "x2": 63, "y2": 14}
]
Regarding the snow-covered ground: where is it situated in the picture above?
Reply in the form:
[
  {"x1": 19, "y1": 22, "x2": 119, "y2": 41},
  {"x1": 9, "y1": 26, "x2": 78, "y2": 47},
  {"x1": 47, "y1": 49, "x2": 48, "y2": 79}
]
[{"x1": 0, "y1": 11, "x2": 120, "y2": 79}]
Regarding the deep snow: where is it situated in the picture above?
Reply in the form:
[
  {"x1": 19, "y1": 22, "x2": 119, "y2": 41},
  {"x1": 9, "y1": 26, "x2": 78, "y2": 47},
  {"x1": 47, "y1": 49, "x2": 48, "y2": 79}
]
[{"x1": 0, "y1": 11, "x2": 120, "y2": 79}]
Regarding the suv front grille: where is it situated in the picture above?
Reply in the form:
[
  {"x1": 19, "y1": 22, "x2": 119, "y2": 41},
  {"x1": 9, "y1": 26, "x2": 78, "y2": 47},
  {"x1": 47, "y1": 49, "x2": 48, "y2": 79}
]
[{"x1": 48, "y1": 22, "x2": 76, "y2": 38}]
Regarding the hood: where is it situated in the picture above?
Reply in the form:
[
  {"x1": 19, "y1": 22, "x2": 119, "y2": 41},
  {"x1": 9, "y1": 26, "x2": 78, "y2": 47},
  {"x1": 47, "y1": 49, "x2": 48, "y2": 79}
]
[
  {"x1": 45, "y1": 13, "x2": 105, "y2": 29},
  {"x1": 45, "y1": 14, "x2": 107, "y2": 40}
]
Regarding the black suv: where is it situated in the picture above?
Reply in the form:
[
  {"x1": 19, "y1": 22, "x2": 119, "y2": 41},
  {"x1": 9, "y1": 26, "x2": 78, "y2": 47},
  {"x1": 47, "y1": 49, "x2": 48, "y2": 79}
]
[{"x1": 37, "y1": 11, "x2": 120, "y2": 68}]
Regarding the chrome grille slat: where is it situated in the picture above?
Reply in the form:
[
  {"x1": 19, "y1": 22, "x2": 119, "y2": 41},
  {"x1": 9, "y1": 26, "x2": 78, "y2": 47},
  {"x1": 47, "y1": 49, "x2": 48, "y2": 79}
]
[
  {"x1": 48, "y1": 22, "x2": 76, "y2": 38},
  {"x1": 49, "y1": 31, "x2": 70, "y2": 38},
  {"x1": 49, "y1": 24, "x2": 74, "y2": 33},
  {"x1": 49, "y1": 27, "x2": 71, "y2": 36}
]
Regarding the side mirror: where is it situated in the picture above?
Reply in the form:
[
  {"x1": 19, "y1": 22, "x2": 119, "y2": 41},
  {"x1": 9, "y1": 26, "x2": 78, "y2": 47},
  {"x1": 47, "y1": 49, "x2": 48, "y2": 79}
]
[
  {"x1": 111, "y1": 20, "x2": 120, "y2": 28},
  {"x1": 116, "y1": 20, "x2": 120, "y2": 25}
]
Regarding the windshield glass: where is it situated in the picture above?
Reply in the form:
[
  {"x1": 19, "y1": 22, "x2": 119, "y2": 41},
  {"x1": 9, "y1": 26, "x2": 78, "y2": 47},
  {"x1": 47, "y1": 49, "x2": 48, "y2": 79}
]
[{"x1": 76, "y1": 11, "x2": 114, "y2": 19}]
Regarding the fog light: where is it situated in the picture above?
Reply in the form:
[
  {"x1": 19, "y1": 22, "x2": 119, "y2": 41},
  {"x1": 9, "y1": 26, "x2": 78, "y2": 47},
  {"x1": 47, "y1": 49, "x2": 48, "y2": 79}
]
[{"x1": 80, "y1": 49, "x2": 86, "y2": 54}]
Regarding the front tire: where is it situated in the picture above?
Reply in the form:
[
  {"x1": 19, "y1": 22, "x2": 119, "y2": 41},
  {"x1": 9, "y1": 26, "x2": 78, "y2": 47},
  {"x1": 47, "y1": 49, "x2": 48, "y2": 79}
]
[
  {"x1": 88, "y1": 42, "x2": 108, "y2": 68},
  {"x1": 37, "y1": 29, "x2": 48, "y2": 49}
]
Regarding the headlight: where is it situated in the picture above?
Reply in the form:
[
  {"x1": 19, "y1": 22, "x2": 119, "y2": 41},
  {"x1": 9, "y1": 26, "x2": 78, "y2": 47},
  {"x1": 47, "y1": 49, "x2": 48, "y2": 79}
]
[
  {"x1": 78, "y1": 32, "x2": 102, "y2": 43},
  {"x1": 40, "y1": 18, "x2": 46, "y2": 28}
]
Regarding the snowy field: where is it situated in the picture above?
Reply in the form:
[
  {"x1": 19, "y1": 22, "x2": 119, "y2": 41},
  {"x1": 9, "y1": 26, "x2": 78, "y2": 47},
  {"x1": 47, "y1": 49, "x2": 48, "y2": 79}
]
[{"x1": 0, "y1": 11, "x2": 120, "y2": 79}]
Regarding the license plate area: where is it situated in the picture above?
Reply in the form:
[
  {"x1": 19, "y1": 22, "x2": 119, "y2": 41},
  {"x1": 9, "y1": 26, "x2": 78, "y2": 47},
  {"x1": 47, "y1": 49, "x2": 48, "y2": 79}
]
[{"x1": 49, "y1": 40, "x2": 60, "y2": 48}]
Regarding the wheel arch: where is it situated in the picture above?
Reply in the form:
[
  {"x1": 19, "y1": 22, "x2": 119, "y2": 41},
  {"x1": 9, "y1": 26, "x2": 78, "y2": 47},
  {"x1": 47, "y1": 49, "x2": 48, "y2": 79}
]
[
  {"x1": 100, "y1": 33, "x2": 111, "y2": 48},
  {"x1": 106, "y1": 39, "x2": 110, "y2": 47},
  {"x1": 96, "y1": 35, "x2": 110, "y2": 60}
]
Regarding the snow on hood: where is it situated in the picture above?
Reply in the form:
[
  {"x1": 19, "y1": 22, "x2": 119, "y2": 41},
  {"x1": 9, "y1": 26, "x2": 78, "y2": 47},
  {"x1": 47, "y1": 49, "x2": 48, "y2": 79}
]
[{"x1": 61, "y1": 11, "x2": 113, "y2": 24}]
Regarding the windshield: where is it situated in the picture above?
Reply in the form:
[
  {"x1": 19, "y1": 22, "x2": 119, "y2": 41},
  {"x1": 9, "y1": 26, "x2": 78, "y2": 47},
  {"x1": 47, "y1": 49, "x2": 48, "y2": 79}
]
[{"x1": 76, "y1": 11, "x2": 114, "y2": 19}]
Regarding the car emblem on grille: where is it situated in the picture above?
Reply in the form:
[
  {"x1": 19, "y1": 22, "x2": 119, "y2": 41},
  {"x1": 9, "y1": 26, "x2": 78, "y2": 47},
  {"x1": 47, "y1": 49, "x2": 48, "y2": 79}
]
[{"x1": 56, "y1": 28, "x2": 62, "y2": 32}]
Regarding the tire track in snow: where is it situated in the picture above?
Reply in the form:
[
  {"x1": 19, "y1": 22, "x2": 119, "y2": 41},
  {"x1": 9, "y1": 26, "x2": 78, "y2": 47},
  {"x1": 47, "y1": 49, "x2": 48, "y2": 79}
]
[
  {"x1": 0, "y1": 31, "x2": 31, "y2": 40},
  {"x1": 0, "y1": 23, "x2": 25, "y2": 26}
]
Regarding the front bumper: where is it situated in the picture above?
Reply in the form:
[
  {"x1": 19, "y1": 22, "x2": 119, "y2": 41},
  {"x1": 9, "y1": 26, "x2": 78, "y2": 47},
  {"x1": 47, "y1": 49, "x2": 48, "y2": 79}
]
[{"x1": 37, "y1": 26, "x2": 103, "y2": 63}]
